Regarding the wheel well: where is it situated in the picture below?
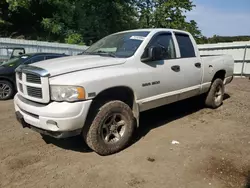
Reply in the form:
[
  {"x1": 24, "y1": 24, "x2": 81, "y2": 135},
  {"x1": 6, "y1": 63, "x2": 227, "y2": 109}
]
[
  {"x1": 212, "y1": 70, "x2": 226, "y2": 82},
  {"x1": 0, "y1": 77, "x2": 15, "y2": 87},
  {"x1": 89, "y1": 86, "x2": 139, "y2": 127},
  {"x1": 94, "y1": 86, "x2": 135, "y2": 109}
]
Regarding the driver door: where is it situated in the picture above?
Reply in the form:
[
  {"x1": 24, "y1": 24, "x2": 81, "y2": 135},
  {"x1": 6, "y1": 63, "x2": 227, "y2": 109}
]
[{"x1": 137, "y1": 32, "x2": 180, "y2": 111}]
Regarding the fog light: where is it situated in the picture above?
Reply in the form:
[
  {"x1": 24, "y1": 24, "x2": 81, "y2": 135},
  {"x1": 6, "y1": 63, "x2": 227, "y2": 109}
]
[{"x1": 46, "y1": 120, "x2": 59, "y2": 131}]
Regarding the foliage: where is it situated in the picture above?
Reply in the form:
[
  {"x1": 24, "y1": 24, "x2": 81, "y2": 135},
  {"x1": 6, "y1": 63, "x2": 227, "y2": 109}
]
[
  {"x1": 74, "y1": 0, "x2": 138, "y2": 45},
  {"x1": 201, "y1": 35, "x2": 250, "y2": 44},
  {"x1": 136, "y1": 0, "x2": 203, "y2": 41},
  {"x1": 65, "y1": 32, "x2": 84, "y2": 45},
  {"x1": 6, "y1": 0, "x2": 30, "y2": 10},
  {"x1": 0, "y1": 0, "x2": 249, "y2": 45}
]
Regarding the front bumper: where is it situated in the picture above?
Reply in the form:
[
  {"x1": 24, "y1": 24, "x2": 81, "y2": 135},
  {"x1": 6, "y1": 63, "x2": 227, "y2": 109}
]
[{"x1": 14, "y1": 94, "x2": 92, "y2": 138}]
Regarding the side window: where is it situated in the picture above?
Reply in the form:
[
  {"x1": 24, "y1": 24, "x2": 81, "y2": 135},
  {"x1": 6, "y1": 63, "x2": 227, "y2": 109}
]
[
  {"x1": 24, "y1": 59, "x2": 31, "y2": 64},
  {"x1": 45, "y1": 55, "x2": 60, "y2": 60},
  {"x1": 175, "y1": 33, "x2": 196, "y2": 58},
  {"x1": 147, "y1": 33, "x2": 176, "y2": 60},
  {"x1": 30, "y1": 56, "x2": 45, "y2": 63}
]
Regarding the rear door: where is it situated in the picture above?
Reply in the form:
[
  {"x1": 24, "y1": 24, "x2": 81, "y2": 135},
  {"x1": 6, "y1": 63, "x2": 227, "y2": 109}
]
[
  {"x1": 138, "y1": 32, "x2": 189, "y2": 111},
  {"x1": 172, "y1": 32, "x2": 203, "y2": 100}
]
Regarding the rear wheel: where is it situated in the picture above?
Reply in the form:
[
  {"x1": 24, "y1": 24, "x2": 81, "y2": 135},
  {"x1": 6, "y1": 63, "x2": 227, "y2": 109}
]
[
  {"x1": 0, "y1": 80, "x2": 14, "y2": 100},
  {"x1": 83, "y1": 100, "x2": 135, "y2": 156},
  {"x1": 205, "y1": 78, "x2": 225, "y2": 109}
]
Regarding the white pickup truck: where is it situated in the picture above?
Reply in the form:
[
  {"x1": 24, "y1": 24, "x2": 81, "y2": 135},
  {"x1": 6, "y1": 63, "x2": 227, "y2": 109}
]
[{"x1": 14, "y1": 28, "x2": 234, "y2": 155}]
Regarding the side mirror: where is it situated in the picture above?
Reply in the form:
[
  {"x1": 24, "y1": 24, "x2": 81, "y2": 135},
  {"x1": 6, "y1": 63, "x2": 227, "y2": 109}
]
[{"x1": 141, "y1": 46, "x2": 166, "y2": 62}]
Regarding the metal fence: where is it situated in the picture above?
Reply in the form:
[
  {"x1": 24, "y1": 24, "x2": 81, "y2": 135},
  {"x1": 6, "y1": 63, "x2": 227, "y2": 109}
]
[
  {"x1": 0, "y1": 37, "x2": 88, "y2": 61},
  {"x1": 0, "y1": 37, "x2": 249, "y2": 76},
  {"x1": 198, "y1": 41, "x2": 250, "y2": 76}
]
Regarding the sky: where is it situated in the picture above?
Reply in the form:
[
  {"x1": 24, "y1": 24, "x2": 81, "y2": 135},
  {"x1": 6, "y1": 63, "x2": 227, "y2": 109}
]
[{"x1": 186, "y1": 0, "x2": 250, "y2": 37}]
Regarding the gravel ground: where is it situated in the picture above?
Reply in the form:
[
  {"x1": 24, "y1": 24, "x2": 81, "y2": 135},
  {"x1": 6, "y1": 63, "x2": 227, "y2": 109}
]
[{"x1": 0, "y1": 78, "x2": 250, "y2": 188}]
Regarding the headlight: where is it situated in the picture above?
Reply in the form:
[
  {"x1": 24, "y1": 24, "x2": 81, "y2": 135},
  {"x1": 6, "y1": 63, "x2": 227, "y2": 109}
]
[{"x1": 50, "y1": 85, "x2": 85, "y2": 102}]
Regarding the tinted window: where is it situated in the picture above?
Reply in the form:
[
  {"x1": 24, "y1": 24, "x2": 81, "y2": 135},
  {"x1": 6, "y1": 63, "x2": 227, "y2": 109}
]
[
  {"x1": 30, "y1": 56, "x2": 45, "y2": 63},
  {"x1": 175, "y1": 33, "x2": 195, "y2": 58},
  {"x1": 45, "y1": 55, "x2": 64, "y2": 60},
  {"x1": 146, "y1": 33, "x2": 176, "y2": 59}
]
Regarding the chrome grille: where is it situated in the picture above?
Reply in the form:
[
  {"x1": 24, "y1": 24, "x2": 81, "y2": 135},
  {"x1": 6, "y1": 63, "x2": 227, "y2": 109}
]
[
  {"x1": 27, "y1": 86, "x2": 43, "y2": 98},
  {"x1": 19, "y1": 83, "x2": 23, "y2": 93},
  {"x1": 17, "y1": 72, "x2": 22, "y2": 80},
  {"x1": 16, "y1": 65, "x2": 50, "y2": 103},
  {"x1": 26, "y1": 73, "x2": 41, "y2": 84}
]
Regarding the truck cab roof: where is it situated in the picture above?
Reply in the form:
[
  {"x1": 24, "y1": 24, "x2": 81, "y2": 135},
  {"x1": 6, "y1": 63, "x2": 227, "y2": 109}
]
[{"x1": 114, "y1": 28, "x2": 191, "y2": 35}]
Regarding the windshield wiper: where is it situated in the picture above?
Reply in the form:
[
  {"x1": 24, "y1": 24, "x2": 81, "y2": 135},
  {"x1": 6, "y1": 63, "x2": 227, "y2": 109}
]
[
  {"x1": 82, "y1": 51, "x2": 117, "y2": 58},
  {"x1": 97, "y1": 51, "x2": 117, "y2": 57}
]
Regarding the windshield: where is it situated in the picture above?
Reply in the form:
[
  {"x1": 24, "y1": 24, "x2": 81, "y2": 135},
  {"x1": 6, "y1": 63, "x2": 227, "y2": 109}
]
[
  {"x1": 0, "y1": 55, "x2": 30, "y2": 67},
  {"x1": 84, "y1": 31, "x2": 150, "y2": 58}
]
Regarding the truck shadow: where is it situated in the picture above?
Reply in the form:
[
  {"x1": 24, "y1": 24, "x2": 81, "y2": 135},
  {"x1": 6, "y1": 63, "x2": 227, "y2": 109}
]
[
  {"x1": 132, "y1": 93, "x2": 231, "y2": 144},
  {"x1": 42, "y1": 93, "x2": 230, "y2": 153},
  {"x1": 246, "y1": 172, "x2": 250, "y2": 188},
  {"x1": 41, "y1": 134, "x2": 92, "y2": 153}
]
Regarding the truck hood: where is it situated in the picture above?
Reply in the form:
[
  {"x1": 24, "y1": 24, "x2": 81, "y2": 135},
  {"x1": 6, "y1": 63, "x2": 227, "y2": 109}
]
[{"x1": 32, "y1": 55, "x2": 127, "y2": 77}]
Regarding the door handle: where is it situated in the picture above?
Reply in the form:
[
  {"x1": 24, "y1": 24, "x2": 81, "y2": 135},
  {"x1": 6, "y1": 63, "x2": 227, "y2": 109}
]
[
  {"x1": 171, "y1": 65, "x2": 180, "y2": 72},
  {"x1": 195, "y1": 62, "x2": 201, "y2": 68}
]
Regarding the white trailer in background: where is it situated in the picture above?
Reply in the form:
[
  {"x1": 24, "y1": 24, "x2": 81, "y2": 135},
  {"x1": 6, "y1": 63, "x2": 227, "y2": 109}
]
[{"x1": 198, "y1": 42, "x2": 250, "y2": 77}]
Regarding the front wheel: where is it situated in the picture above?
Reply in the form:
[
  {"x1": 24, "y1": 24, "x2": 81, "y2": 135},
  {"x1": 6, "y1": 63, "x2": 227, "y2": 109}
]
[
  {"x1": 205, "y1": 78, "x2": 225, "y2": 109},
  {"x1": 83, "y1": 100, "x2": 135, "y2": 156}
]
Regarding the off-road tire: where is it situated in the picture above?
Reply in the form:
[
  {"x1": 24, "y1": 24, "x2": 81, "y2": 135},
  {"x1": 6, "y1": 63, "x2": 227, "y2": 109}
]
[
  {"x1": 205, "y1": 78, "x2": 225, "y2": 109},
  {"x1": 0, "y1": 80, "x2": 14, "y2": 100},
  {"x1": 83, "y1": 100, "x2": 135, "y2": 156}
]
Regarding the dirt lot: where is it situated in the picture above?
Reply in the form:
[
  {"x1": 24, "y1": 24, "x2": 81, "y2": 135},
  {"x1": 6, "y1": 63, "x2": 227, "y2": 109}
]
[{"x1": 0, "y1": 78, "x2": 250, "y2": 188}]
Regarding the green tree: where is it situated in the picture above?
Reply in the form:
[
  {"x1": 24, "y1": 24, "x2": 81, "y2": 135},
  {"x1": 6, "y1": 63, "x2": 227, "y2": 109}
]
[
  {"x1": 6, "y1": 0, "x2": 30, "y2": 10},
  {"x1": 185, "y1": 20, "x2": 204, "y2": 43},
  {"x1": 1, "y1": 0, "x2": 138, "y2": 44},
  {"x1": 40, "y1": 0, "x2": 79, "y2": 42},
  {"x1": 65, "y1": 32, "x2": 84, "y2": 45},
  {"x1": 153, "y1": 0, "x2": 194, "y2": 28},
  {"x1": 136, "y1": 0, "x2": 155, "y2": 28},
  {"x1": 75, "y1": 0, "x2": 138, "y2": 45},
  {"x1": 137, "y1": 0, "x2": 203, "y2": 41},
  {"x1": 3, "y1": 0, "x2": 249, "y2": 45},
  {"x1": 1, "y1": 0, "x2": 58, "y2": 40}
]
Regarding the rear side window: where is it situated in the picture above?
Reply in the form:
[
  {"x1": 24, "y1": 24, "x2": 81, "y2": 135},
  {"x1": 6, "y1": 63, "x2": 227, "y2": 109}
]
[{"x1": 175, "y1": 33, "x2": 196, "y2": 58}]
